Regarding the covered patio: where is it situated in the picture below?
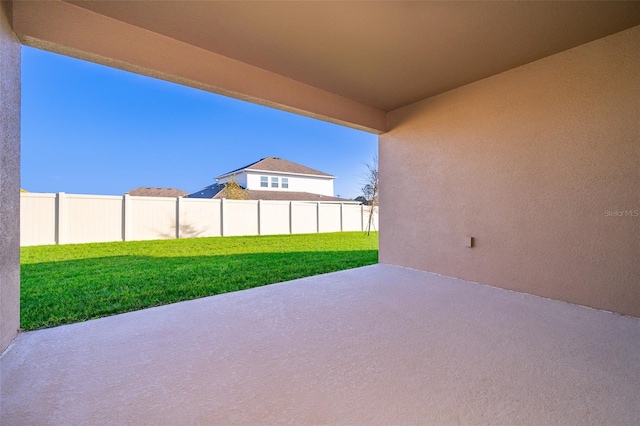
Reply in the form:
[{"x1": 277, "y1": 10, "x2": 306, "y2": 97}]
[
  {"x1": 1, "y1": 2, "x2": 639, "y2": 424},
  {"x1": 3, "y1": 264, "x2": 640, "y2": 424}
]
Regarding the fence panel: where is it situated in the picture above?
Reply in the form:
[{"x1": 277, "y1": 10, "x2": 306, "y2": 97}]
[
  {"x1": 179, "y1": 198, "x2": 221, "y2": 238},
  {"x1": 66, "y1": 194, "x2": 123, "y2": 244},
  {"x1": 260, "y1": 201, "x2": 290, "y2": 235},
  {"x1": 224, "y1": 200, "x2": 259, "y2": 236},
  {"x1": 318, "y1": 203, "x2": 341, "y2": 233},
  {"x1": 20, "y1": 193, "x2": 378, "y2": 246},
  {"x1": 291, "y1": 202, "x2": 318, "y2": 234},
  {"x1": 130, "y1": 196, "x2": 177, "y2": 241},
  {"x1": 342, "y1": 204, "x2": 363, "y2": 231},
  {"x1": 363, "y1": 206, "x2": 379, "y2": 232},
  {"x1": 20, "y1": 193, "x2": 57, "y2": 246}
]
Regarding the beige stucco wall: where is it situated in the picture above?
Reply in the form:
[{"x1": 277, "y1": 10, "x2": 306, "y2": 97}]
[
  {"x1": 380, "y1": 26, "x2": 640, "y2": 317},
  {"x1": 0, "y1": 2, "x2": 21, "y2": 352}
]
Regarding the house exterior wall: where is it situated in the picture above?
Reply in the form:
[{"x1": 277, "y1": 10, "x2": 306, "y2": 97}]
[
  {"x1": 246, "y1": 172, "x2": 334, "y2": 196},
  {"x1": 0, "y1": 2, "x2": 21, "y2": 353},
  {"x1": 217, "y1": 173, "x2": 248, "y2": 189},
  {"x1": 220, "y1": 171, "x2": 334, "y2": 196},
  {"x1": 380, "y1": 26, "x2": 640, "y2": 317}
]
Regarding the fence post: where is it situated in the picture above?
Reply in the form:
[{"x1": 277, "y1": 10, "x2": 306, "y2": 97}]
[
  {"x1": 176, "y1": 197, "x2": 182, "y2": 239},
  {"x1": 361, "y1": 204, "x2": 365, "y2": 232},
  {"x1": 55, "y1": 192, "x2": 66, "y2": 245},
  {"x1": 316, "y1": 202, "x2": 320, "y2": 233},
  {"x1": 257, "y1": 199, "x2": 262, "y2": 236},
  {"x1": 122, "y1": 194, "x2": 131, "y2": 241},
  {"x1": 340, "y1": 203, "x2": 344, "y2": 232},
  {"x1": 289, "y1": 201, "x2": 293, "y2": 234},
  {"x1": 220, "y1": 198, "x2": 225, "y2": 237}
]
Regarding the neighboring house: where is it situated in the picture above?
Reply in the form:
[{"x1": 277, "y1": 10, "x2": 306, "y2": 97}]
[
  {"x1": 187, "y1": 157, "x2": 359, "y2": 203},
  {"x1": 217, "y1": 156, "x2": 334, "y2": 196},
  {"x1": 126, "y1": 187, "x2": 188, "y2": 198},
  {"x1": 353, "y1": 196, "x2": 374, "y2": 205}
]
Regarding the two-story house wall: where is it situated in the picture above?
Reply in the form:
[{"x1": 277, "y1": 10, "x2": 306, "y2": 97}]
[
  {"x1": 217, "y1": 158, "x2": 334, "y2": 197},
  {"x1": 187, "y1": 157, "x2": 356, "y2": 203}
]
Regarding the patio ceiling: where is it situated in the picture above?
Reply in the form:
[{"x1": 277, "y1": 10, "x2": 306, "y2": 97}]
[
  {"x1": 9, "y1": 1, "x2": 640, "y2": 132},
  {"x1": 67, "y1": 1, "x2": 640, "y2": 111}
]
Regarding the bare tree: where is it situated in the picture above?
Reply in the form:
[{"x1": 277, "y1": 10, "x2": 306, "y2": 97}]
[
  {"x1": 361, "y1": 155, "x2": 378, "y2": 236},
  {"x1": 220, "y1": 176, "x2": 248, "y2": 200}
]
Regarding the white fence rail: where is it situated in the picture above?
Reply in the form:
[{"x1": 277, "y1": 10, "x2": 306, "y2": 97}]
[{"x1": 20, "y1": 193, "x2": 379, "y2": 246}]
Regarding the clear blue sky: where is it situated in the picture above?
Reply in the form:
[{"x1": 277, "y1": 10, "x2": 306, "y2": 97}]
[{"x1": 21, "y1": 47, "x2": 378, "y2": 199}]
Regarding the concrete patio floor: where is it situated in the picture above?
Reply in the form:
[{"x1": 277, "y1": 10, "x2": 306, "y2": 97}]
[{"x1": 2, "y1": 264, "x2": 639, "y2": 425}]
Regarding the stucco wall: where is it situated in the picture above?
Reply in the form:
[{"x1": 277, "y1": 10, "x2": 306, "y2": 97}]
[
  {"x1": 380, "y1": 26, "x2": 640, "y2": 317},
  {"x1": 0, "y1": 2, "x2": 21, "y2": 352}
]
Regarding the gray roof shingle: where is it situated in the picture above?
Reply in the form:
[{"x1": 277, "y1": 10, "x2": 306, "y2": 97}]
[
  {"x1": 127, "y1": 187, "x2": 188, "y2": 197},
  {"x1": 185, "y1": 184, "x2": 225, "y2": 199},
  {"x1": 217, "y1": 157, "x2": 334, "y2": 178},
  {"x1": 220, "y1": 190, "x2": 357, "y2": 203},
  {"x1": 186, "y1": 185, "x2": 358, "y2": 203}
]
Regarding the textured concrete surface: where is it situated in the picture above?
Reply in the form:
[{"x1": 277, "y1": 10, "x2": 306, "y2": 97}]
[
  {"x1": 381, "y1": 25, "x2": 640, "y2": 317},
  {"x1": 0, "y1": 1, "x2": 21, "y2": 353},
  {"x1": 2, "y1": 264, "x2": 639, "y2": 425}
]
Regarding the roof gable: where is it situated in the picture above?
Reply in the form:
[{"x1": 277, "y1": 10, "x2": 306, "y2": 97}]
[{"x1": 217, "y1": 157, "x2": 334, "y2": 179}]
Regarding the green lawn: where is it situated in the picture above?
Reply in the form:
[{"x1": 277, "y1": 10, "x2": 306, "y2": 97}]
[{"x1": 20, "y1": 232, "x2": 378, "y2": 331}]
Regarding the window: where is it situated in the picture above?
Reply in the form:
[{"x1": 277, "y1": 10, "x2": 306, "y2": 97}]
[
  {"x1": 271, "y1": 177, "x2": 279, "y2": 188},
  {"x1": 260, "y1": 176, "x2": 268, "y2": 188},
  {"x1": 282, "y1": 178, "x2": 289, "y2": 189}
]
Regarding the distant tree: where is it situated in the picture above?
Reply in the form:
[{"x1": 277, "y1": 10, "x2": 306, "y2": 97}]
[
  {"x1": 360, "y1": 155, "x2": 379, "y2": 236},
  {"x1": 221, "y1": 176, "x2": 248, "y2": 200},
  {"x1": 353, "y1": 195, "x2": 369, "y2": 205}
]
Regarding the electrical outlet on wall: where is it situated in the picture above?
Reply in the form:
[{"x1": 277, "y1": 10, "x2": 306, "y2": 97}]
[{"x1": 465, "y1": 237, "x2": 474, "y2": 248}]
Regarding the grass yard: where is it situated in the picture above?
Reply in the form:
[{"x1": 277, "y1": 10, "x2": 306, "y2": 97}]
[{"x1": 20, "y1": 232, "x2": 378, "y2": 330}]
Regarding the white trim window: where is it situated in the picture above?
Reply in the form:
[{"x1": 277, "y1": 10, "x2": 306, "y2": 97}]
[
  {"x1": 282, "y1": 177, "x2": 289, "y2": 189},
  {"x1": 271, "y1": 177, "x2": 279, "y2": 188},
  {"x1": 260, "y1": 176, "x2": 268, "y2": 188}
]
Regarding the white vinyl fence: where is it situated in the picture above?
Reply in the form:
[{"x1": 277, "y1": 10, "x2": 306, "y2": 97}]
[{"x1": 20, "y1": 192, "x2": 379, "y2": 246}]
